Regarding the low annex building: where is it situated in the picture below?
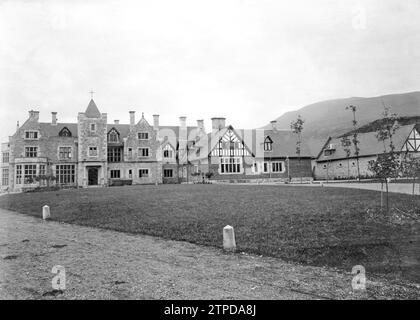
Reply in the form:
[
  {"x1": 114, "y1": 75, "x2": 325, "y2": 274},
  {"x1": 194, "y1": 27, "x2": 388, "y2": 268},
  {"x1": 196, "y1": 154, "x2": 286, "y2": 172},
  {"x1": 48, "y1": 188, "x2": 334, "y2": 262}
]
[{"x1": 313, "y1": 123, "x2": 420, "y2": 180}]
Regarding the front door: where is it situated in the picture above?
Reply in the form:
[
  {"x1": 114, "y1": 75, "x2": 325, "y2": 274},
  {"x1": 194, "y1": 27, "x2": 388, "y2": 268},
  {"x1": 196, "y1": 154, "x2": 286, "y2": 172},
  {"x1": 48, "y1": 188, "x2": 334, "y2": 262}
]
[{"x1": 88, "y1": 168, "x2": 98, "y2": 186}]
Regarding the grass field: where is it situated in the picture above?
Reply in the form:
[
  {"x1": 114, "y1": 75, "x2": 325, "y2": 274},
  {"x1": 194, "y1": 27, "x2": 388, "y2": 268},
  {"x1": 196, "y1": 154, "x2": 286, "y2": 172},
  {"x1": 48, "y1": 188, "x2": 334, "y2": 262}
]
[{"x1": 1, "y1": 184, "x2": 419, "y2": 283}]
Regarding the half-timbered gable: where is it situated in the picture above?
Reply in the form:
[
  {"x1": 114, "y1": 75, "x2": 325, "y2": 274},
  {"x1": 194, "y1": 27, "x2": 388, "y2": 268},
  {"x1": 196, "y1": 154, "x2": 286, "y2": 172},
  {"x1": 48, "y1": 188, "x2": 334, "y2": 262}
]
[{"x1": 402, "y1": 125, "x2": 420, "y2": 152}]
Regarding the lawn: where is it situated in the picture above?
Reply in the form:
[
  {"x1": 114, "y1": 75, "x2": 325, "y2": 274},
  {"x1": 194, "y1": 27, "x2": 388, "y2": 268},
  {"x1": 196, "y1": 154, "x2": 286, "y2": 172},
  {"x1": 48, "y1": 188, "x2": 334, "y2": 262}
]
[{"x1": 1, "y1": 184, "x2": 419, "y2": 283}]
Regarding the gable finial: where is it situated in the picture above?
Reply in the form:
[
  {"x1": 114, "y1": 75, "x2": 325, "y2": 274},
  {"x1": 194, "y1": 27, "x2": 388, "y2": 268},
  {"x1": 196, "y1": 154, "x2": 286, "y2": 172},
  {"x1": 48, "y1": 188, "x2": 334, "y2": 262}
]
[
  {"x1": 142, "y1": 112, "x2": 144, "y2": 119},
  {"x1": 89, "y1": 90, "x2": 95, "y2": 99}
]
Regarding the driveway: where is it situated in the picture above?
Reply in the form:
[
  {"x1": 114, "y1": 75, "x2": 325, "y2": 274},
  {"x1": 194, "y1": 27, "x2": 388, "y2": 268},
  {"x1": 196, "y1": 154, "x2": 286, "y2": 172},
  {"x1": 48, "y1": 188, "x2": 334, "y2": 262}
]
[
  {"x1": 0, "y1": 208, "x2": 418, "y2": 299},
  {"x1": 320, "y1": 182, "x2": 420, "y2": 195}
]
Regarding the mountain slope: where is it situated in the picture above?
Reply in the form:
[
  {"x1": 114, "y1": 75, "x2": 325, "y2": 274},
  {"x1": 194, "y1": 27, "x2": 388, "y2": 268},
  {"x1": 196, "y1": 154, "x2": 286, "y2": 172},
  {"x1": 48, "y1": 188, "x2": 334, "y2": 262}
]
[{"x1": 262, "y1": 91, "x2": 420, "y2": 154}]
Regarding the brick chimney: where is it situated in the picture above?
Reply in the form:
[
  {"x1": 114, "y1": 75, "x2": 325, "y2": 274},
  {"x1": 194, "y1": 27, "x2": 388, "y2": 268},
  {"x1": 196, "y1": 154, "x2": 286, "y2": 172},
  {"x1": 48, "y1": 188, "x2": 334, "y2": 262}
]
[
  {"x1": 270, "y1": 120, "x2": 277, "y2": 131},
  {"x1": 114, "y1": 120, "x2": 119, "y2": 124},
  {"x1": 28, "y1": 110, "x2": 39, "y2": 122},
  {"x1": 197, "y1": 119, "x2": 204, "y2": 131},
  {"x1": 153, "y1": 114, "x2": 159, "y2": 130},
  {"x1": 51, "y1": 112, "x2": 57, "y2": 125},
  {"x1": 129, "y1": 111, "x2": 135, "y2": 126},
  {"x1": 179, "y1": 116, "x2": 186, "y2": 128},
  {"x1": 211, "y1": 117, "x2": 226, "y2": 131}
]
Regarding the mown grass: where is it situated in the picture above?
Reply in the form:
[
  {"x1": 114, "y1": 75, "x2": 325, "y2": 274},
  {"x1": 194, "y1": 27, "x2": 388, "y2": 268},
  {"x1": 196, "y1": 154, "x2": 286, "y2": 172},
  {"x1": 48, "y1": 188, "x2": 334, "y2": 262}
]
[{"x1": 0, "y1": 184, "x2": 419, "y2": 282}]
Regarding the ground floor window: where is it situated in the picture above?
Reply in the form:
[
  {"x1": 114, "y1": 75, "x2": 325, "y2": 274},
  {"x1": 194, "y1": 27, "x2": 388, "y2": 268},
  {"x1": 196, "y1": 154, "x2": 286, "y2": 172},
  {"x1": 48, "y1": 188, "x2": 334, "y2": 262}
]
[
  {"x1": 263, "y1": 162, "x2": 269, "y2": 173},
  {"x1": 110, "y1": 169, "x2": 120, "y2": 179},
  {"x1": 139, "y1": 169, "x2": 149, "y2": 178},
  {"x1": 163, "y1": 169, "x2": 173, "y2": 178},
  {"x1": 271, "y1": 162, "x2": 284, "y2": 173},
  {"x1": 2, "y1": 168, "x2": 8, "y2": 185},
  {"x1": 128, "y1": 169, "x2": 132, "y2": 179},
  {"x1": 16, "y1": 165, "x2": 22, "y2": 184},
  {"x1": 220, "y1": 157, "x2": 242, "y2": 174},
  {"x1": 56, "y1": 165, "x2": 75, "y2": 184},
  {"x1": 24, "y1": 164, "x2": 37, "y2": 184}
]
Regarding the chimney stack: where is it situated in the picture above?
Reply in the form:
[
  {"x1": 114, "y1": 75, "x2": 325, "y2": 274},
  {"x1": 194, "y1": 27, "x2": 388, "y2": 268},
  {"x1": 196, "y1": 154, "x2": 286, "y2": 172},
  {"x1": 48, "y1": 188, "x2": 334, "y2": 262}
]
[
  {"x1": 114, "y1": 120, "x2": 119, "y2": 124},
  {"x1": 153, "y1": 114, "x2": 159, "y2": 130},
  {"x1": 270, "y1": 120, "x2": 277, "y2": 131},
  {"x1": 51, "y1": 112, "x2": 57, "y2": 125},
  {"x1": 129, "y1": 111, "x2": 135, "y2": 126},
  {"x1": 179, "y1": 116, "x2": 186, "y2": 128},
  {"x1": 211, "y1": 117, "x2": 226, "y2": 131},
  {"x1": 28, "y1": 110, "x2": 40, "y2": 122},
  {"x1": 197, "y1": 119, "x2": 204, "y2": 131}
]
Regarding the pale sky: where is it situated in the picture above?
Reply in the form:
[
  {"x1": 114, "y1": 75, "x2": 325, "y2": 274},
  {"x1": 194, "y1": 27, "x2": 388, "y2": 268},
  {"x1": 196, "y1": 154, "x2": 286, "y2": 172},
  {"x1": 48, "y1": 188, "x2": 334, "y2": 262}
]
[{"x1": 1, "y1": 0, "x2": 420, "y2": 142}]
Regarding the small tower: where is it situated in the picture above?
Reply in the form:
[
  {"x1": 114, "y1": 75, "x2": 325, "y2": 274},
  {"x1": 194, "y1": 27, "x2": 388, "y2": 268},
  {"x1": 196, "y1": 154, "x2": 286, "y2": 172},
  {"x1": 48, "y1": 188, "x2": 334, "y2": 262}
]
[{"x1": 77, "y1": 98, "x2": 108, "y2": 187}]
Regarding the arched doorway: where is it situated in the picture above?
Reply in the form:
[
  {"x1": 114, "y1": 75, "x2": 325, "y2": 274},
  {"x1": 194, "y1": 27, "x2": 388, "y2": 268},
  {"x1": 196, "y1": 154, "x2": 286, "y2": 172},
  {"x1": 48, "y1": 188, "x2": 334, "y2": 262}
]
[{"x1": 88, "y1": 168, "x2": 98, "y2": 186}]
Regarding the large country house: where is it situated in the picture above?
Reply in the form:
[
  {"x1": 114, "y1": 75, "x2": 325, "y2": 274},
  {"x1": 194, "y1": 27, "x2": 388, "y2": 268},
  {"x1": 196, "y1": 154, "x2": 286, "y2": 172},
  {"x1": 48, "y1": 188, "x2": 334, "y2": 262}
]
[{"x1": 0, "y1": 100, "x2": 314, "y2": 192}]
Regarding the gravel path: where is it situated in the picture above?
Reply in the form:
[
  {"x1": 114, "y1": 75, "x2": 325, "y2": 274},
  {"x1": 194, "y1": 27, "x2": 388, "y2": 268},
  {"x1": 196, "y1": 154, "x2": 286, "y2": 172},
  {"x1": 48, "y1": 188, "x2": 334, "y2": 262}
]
[{"x1": 0, "y1": 208, "x2": 418, "y2": 300}]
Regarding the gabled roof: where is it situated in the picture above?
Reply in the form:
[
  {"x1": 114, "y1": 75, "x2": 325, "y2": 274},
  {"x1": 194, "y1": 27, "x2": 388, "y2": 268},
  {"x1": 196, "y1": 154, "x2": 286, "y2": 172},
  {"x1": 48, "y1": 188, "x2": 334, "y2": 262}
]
[
  {"x1": 85, "y1": 99, "x2": 101, "y2": 118},
  {"x1": 263, "y1": 129, "x2": 313, "y2": 158},
  {"x1": 316, "y1": 124, "x2": 416, "y2": 162}
]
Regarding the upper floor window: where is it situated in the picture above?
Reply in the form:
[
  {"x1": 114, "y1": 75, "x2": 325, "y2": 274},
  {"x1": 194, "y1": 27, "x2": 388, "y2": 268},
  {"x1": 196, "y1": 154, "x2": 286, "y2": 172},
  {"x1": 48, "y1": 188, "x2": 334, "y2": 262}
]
[
  {"x1": 89, "y1": 146, "x2": 98, "y2": 157},
  {"x1": 108, "y1": 129, "x2": 119, "y2": 143},
  {"x1": 90, "y1": 123, "x2": 96, "y2": 132},
  {"x1": 59, "y1": 146, "x2": 72, "y2": 160},
  {"x1": 25, "y1": 131, "x2": 39, "y2": 140},
  {"x1": 108, "y1": 147, "x2": 122, "y2": 162},
  {"x1": 59, "y1": 127, "x2": 72, "y2": 137},
  {"x1": 163, "y1": 144, "x2": 174, "y2": 158},
  {"x1": 264, "y1": 136, "x2": 273, "y2": 151},
  {"x1": 2, "y1": 152, "x2": 9, "y2": 163},
  {"x1": 25, "y1": 146, "x2": 38, "y2": 158},
  {"x1": 138, "y1": 132, "x2": 149, "y2": 140},
  {"x1": 138, "y1": 148, "x2": 149, "y2": 157}
]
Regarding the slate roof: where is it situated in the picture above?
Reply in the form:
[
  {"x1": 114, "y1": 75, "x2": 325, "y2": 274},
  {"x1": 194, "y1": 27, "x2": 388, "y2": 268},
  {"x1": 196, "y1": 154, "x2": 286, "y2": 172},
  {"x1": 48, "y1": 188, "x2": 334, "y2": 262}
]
[
  {"x1": 316, "y1": 124, "x2": 415, "y2": 162},
  {"x1": 263, "y1": 129, "x2": 313, "y2": 158},
  {"x1": 39, "y1": 123, "x2": 78, "y2": 137}
]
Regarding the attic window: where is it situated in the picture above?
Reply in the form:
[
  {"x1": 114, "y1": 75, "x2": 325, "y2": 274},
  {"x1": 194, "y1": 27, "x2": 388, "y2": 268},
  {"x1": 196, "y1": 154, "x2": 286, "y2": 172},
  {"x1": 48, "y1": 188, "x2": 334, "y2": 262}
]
[
  {"x1": 324, "y1": 149, "x2": 335, "y2": 156},
  {"x1": 264, "y1": 136, "x2": 273, "y2": 151},
  {"x1": 108, "y1": 128, "x2": 119, "y2": 142},
  {"x1": 59, "y1": 127, "x2": 72, "y2": 137}
]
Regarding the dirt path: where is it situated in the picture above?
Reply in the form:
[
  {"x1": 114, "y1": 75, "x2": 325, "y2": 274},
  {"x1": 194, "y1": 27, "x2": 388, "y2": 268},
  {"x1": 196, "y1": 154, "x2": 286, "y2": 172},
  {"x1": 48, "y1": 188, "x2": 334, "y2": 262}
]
[
  {"x1": 0, "y1": 208, "x2": 418, "y2": 299},
  {"x1": 320, "y1": 182, "x2": 420, "y2": 195}
]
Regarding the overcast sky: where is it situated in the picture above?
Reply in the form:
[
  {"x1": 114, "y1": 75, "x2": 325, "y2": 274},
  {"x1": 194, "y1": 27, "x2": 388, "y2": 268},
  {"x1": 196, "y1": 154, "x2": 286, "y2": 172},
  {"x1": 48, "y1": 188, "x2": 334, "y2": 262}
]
[{"x1": 1, "y1": 0, "x2": 419, "y2": 141}]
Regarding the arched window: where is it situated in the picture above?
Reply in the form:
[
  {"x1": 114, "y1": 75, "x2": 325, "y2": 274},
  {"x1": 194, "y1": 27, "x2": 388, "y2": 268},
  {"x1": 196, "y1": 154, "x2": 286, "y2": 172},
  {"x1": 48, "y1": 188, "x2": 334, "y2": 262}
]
[
  {"x1": 59, "y1": 127, "x2": 72, "y2": 137},
  {"x1": 108, "y1": 128, "x2": 119, "y2": 143},
  {"x1": 163, "y1": 144, "x2": 174, "y2": 158},
  {"x1": 264, "y1": 136, "x2": 273, "y2": 151}
]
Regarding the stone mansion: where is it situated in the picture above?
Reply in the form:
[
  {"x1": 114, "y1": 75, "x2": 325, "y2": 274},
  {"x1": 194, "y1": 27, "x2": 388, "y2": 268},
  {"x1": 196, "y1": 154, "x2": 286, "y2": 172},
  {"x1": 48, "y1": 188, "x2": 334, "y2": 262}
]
[{"x1": 0, "y1": 99, "x2": 313, "y2": 191}]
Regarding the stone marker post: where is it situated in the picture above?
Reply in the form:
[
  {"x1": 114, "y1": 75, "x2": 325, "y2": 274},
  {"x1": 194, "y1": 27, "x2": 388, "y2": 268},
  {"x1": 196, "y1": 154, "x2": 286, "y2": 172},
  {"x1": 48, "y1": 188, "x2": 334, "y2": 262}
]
[
  {"x1": 223, "y1": 225, "x2": 236, "y2": 252},
  {"x1": 42, "y1": 205, "x2": 50, "y2": 220}
]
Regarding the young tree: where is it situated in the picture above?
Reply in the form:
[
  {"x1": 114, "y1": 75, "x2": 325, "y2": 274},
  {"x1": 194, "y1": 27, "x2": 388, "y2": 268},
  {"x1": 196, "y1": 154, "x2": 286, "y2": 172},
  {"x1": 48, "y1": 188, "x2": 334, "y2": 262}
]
[
  {"x1": 400, "y1": 155, "x2": 420, "y2": 198},
  {"x1": 340, "y1": 135, "x2": 352, "y2": 178},
  {"x1": 368, "y1": 106, "x2": 400, "y2": 214},
  {"x1": 290, "y1": 115, "x2": 305, "y2": 183},
  {"x1": 345, "y1": 105, "x2": 360, "y2": 180}
]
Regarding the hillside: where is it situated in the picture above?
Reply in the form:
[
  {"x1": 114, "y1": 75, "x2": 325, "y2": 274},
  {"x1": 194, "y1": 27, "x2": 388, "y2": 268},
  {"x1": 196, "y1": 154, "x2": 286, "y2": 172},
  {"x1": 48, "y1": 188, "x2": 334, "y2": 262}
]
[{"x1": 262, "y1": 91, "x2": 420, "y2": 154}]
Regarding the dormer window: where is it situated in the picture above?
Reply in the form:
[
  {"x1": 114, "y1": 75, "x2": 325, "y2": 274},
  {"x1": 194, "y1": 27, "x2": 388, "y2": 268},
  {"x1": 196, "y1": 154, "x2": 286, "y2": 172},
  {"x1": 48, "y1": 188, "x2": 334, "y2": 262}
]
[
  {"x1": 163, "y1": 144, "x2": 174, "y2": 158},
  {"x1": 264, "y1": 136, "x2": 273, "y2": 151},
  {"x1": 59, "y1": 127, "x2": 72, "y2": 137},
  {"x1": 108, "y1": 128, "x2": 119, "y2": 143}
]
